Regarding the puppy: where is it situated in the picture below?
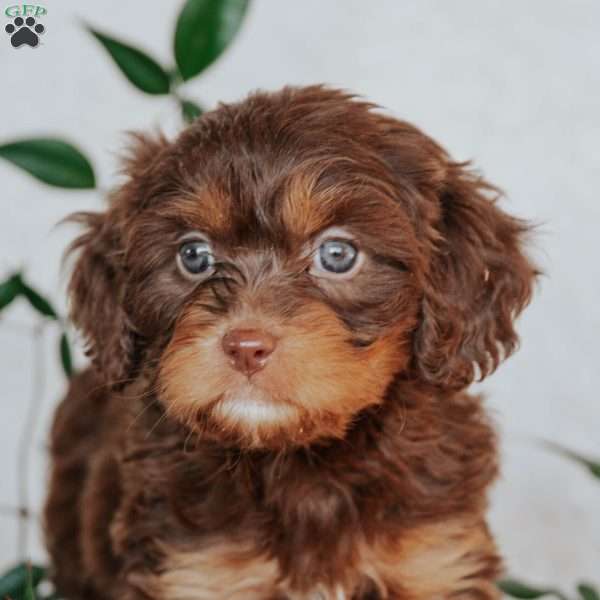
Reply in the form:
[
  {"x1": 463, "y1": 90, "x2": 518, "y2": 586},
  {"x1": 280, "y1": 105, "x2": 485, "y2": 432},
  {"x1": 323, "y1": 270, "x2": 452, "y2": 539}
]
[{"x1": 44, "y1": 85, "x2": 537, "y2": 600}]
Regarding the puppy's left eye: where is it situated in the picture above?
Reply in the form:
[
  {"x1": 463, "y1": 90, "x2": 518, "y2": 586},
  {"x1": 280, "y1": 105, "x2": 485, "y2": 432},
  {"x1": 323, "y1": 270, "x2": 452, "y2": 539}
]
[
  {"x1": 312, "y1": 238, "x2": 362, "y2": 278},
  {"x1": 177, "y1": 240, "x2": 215, "y2": 279}
]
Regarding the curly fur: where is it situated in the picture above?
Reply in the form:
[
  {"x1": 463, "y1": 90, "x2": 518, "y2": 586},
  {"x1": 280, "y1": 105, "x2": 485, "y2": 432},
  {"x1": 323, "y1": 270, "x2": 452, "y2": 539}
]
[{"x1": 44, "y1": 85, "x2": 537, "y2": 599}]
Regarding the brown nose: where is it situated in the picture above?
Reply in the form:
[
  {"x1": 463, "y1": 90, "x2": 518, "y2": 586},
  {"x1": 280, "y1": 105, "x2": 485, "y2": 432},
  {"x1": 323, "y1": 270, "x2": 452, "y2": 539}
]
[{"x1": 221, "y1": 328, "x2": 277, "y2": 376}]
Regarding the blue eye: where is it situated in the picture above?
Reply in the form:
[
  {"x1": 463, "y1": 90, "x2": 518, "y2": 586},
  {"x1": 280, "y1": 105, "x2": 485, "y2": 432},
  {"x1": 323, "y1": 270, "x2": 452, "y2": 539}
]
[
  {"x1": 316, "y1": 239, "x2": 358, "y2": 274},
  {"x1": 177, "y1": 240, "x2": 215, "y2": 278}
]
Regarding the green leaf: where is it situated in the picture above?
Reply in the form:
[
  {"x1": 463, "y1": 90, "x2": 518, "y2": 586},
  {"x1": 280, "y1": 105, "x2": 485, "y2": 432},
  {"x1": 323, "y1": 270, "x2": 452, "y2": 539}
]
[
  {"x1": 20, "y1": 281, "x2": 58, "y2": 319},
  {"x1": 88, "y1": 27, "x2": 170, "y2": 95},
  {"x1": 180, "y1": 98, "x2": 204, "y2": 123},
  {"x1": 0, "y1": 563, "x2": 28, "y2": 599},
  {"x1": 544, "y1": 441, "x2": 600, "y2": 481},
  {"x1": 497, "y1": 578, "x2": 560, "y2": 598},
  {"x1": 0, "y1": 274, "x2": 60, "y2": 321},
  {"x1": 174, "y1": 0, "x2": 249, "y2": 80},
  {"x1": 59, "y1": 332, "x2": 74, "y2": 378},
  {"x1": 0, "y1": 563, "x2": 45, "y2": 600},
  {"x1": 0, "y1": 139, "x2": 95, "y2": 189},
  {"x1": 579, "y1": 583, "x2": 600, "y2": 600},
  {"x1": 0, "y1": 272, "x2": 24, "y2": 312}
]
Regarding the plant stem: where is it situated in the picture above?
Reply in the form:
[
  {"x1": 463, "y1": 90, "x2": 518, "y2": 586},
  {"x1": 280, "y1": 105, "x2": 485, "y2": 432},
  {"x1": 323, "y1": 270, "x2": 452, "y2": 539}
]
[{"x1": 16, "y1": 321, "x2": 46, "y2": 560}]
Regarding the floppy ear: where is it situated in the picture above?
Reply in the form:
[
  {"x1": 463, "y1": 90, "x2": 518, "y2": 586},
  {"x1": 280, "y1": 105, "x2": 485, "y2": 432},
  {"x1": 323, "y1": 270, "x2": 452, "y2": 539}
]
[
  {"x1": 66, "y1": 132, "x2": 171, "y2": 386},
  {"x1": 67, "y1": 209, "x2": 136, "y2": 386},
  {"x1": 414, "y1": 161, "x2": 538, "y2": 389}
]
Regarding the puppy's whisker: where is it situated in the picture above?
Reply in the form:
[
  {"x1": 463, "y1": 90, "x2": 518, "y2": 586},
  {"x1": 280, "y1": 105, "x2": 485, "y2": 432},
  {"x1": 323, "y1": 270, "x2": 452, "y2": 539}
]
[
  {"x1": 145, "y1": 403, "x2": 172, "y2": 440},
  {"x1": 119, "y1": 380, "x2": 162, "y2": 403},
  {"x1": 127, "y1": 397, "x2": 161, "y2": 433},
  {"x1": 182, "y1": 430, "x2": 195, "y2": 454},
  {"x1": 78, "y1": 357, "x2": 164, "y2": 399}
]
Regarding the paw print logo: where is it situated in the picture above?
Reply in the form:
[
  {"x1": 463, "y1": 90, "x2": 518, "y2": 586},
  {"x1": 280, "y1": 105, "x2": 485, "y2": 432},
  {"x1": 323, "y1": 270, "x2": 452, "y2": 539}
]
[{"x1": 5, "y1": 16, "x2": 45, "y2": 48}]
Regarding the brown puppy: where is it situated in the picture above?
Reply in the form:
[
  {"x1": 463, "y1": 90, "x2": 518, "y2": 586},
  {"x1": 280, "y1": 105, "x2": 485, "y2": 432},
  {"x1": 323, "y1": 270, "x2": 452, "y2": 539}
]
[{"x1": 44, "y1": 86, "x2": 537, "y2": 600}]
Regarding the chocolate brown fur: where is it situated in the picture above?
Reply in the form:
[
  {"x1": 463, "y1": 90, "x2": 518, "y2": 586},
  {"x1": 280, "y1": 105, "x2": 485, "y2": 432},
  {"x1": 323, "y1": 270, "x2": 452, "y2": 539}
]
[{"x1": 44, "y1": 86, "x2": 537, "y2": 599}]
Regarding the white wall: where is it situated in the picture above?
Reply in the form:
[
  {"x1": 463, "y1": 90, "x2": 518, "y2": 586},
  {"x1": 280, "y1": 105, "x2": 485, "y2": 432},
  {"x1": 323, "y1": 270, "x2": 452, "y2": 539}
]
[{"x1": 1, "y1": 0, "x2": 598, "y2": 588}]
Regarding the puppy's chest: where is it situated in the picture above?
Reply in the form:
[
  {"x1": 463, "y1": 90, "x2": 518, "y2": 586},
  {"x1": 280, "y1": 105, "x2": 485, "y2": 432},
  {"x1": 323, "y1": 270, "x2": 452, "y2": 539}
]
[
  {"x1": 145, "y1": 536, "x2": 370, "y2": 600},
  {"x1": 138, "y1": 518, "x2": 499, "y2": 600}
]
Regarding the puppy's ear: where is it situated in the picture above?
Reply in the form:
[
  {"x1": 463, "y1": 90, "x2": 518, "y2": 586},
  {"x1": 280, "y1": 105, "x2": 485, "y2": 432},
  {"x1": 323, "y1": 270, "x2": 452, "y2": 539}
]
[
  {"x1": 67, "y1": 132, "x2": 170, "y2": 386},
  {"x1": 414, "y1": 161, "x2": 538, "y2": 389},
  {"x1": 67, "y1": 209, "x2": 135, "y2": 386}
]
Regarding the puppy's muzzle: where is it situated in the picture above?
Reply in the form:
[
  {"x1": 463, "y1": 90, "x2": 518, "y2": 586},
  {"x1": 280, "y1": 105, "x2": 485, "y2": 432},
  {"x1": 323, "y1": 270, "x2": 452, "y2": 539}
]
[{"x1": 221, "y1": 328, "x2": 278, "y2": 377}]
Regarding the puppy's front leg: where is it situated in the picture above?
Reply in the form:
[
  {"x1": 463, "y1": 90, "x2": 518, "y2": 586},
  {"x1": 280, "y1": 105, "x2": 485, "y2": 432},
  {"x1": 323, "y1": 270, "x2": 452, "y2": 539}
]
[{"x1": 360, "y1": 517, "x2": 502, "y2": 600}]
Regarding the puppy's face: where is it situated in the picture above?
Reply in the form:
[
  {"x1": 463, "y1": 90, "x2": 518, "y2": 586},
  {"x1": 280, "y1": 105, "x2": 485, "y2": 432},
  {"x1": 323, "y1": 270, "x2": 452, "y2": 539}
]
[
  {"x1": 153, "y1": 178, "x2": 420, "y2": 448},
  {"x1": 69, "y1": 87, "x2": 535, "y2": 449}
]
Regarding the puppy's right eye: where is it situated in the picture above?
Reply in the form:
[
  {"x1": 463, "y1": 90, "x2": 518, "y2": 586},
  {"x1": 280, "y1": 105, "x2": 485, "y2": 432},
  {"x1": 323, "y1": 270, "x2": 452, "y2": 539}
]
[{"x1": 177, "y1": 240, "x2": 215, "y2": 279}]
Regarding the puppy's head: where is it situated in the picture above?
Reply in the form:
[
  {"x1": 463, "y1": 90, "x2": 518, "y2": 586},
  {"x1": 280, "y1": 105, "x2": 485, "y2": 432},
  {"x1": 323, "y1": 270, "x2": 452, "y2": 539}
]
[{"x1": 68, "y1": 86, "x2": 536, "y2": 449}]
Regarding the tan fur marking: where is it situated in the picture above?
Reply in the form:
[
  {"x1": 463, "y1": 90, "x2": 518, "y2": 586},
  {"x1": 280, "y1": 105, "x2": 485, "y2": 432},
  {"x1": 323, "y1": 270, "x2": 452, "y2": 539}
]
[
  {"x1": 159, "y1": 302, "x2": 403, "y2": 448},
  {"x1": 146, "y1": 540, "x2": 353, "y2": 600},
  {"x1": 138, "y1": 518, "x2": 500, "y2": 600},
  {"x1": 281, "y1": 170, "x2": 328, "y2": 240},
  {"x1": 142, "y1": 540, "x2": 279, "y2": 600},
  {"x1": 171, "y1": 187, "x2": 232, "y2": 238},
  {"x1": 362, "y1": 518, "x2": 502, "y2": 599}
]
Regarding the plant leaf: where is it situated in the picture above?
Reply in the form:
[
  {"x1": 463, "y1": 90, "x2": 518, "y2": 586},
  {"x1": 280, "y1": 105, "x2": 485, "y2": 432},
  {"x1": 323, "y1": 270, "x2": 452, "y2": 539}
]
[
  {"x1": 88, "y1": 28, "x2": 170, "y2": 95},
  {"x1": 59, "y1": 332, "x2": 74, "y2": 378},
  {"x1": 544, "y1": 440, "x2": 600, "y2": 481},
  {"x1": 497, "y1": 578, "x2": 560, "y2": 598},
  {"x1": 0, "y1": 272, "x2": 24, "y2": 312},
  {"x1": 579, "y1": 583, "x2": 600, "y2": 600},
  {"x1": 20, "y1": 281, "x2": 58, "y2": 319},
  {"x1": 0, "y1": 139, "x2": 95, "y2": 189},
  {"x1": 174, "y1": 0, "x2": 249, "y2": 80},
  {"x1": 0, "y1": 563, "x2": 45, "y2": 600},
  {"x1": 180, "y1": 98, "x2": 204, "y2": 123},
  {"x1": 0, "y1": 563, "x2": 28, "y2": 599}
]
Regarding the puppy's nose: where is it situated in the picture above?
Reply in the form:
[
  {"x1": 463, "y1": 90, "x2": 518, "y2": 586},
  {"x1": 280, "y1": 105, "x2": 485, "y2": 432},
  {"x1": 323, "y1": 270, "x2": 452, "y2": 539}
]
[{"x1": 221, "y1": 329, "x2": 277, "y2": 376}]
